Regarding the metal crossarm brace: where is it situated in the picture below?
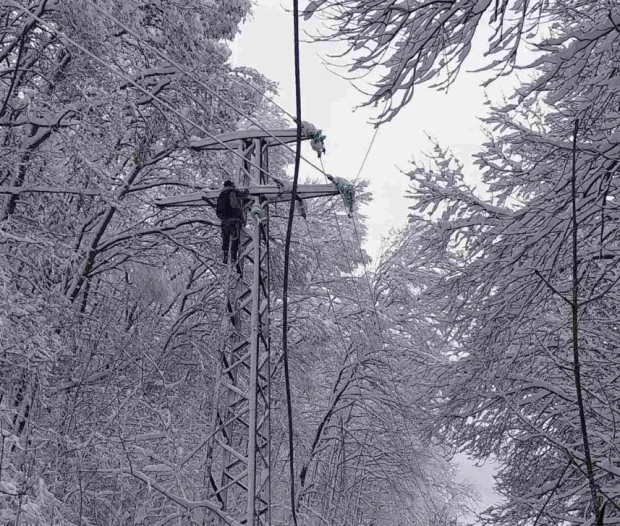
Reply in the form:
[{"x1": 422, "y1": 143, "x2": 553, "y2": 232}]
[{"x1": 154, "y1": 184, "x2": 339, "y2": 208}]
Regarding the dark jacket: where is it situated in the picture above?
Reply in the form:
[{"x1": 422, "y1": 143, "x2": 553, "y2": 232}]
[{"x1": 217, "y1": 187, "x2": 244, "y2": 220}]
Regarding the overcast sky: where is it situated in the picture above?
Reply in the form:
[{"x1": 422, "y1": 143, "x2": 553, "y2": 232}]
[
  {"x1": 230, "y1": 0, "x2": 506, "y2": 518},
  {"x1": 229, "y1": 0, "x2": 512, "y2": 259}
]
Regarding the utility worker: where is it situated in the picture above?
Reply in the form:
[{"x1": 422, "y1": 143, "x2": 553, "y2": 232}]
[{"x1": 216, "y1": 180, "x2": 248, "y2": 264}]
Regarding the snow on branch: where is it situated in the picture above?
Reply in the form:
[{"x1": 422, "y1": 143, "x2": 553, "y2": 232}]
[{"x1": 305, "y1": 0, "x2": 546, "y2": 122}]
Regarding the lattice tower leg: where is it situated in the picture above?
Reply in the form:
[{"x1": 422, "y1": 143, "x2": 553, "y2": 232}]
[{"x1": 205, "y1": 139, "x2": 271, "y2": 526}]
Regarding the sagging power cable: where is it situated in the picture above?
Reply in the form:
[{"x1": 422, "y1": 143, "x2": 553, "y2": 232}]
[
  {"x1": 317, "y1": 152, "x2": 448, "y2": 520},
  {"x1": 83, "y1": 0, "x2": 331, "y2": 182},
  {"x1": 281, "y1": 0, "x2": 303, "y2": 524},
  {"x1": 7, "y1": 2, "x2": 281, "y2": 187}
]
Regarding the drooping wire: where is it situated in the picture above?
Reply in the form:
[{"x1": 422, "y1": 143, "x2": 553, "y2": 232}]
[
  {"x1": 317, "y1": 154, "x2": 449, "y2": 521},
  {"x1": 319, "y1": 156, "x2": 386, "y2": 337},
  {"x1": 302, "y1": 202, "x2": 445, "y2": 522},
  {"x1": 83, "y1": 0, "x2": 331, "y2": 181},
  {"x1": 281, "y1": 0, "x2": 303, "y2": 524},
  {"x1": 303, "y1": 111, "x2": 444, "y2": 517},
  {"x1": 8, "y1": 3, "x2": 283, "y2": 186},
  {"x1": 140, "y1": 2, "x2": 299, "y2": 123},
  {"x1": 301, "y1": 217, "x2": 393, "y2": 437}
]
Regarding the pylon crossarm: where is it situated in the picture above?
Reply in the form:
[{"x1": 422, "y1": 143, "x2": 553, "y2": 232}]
[
  {"x1": 190, "y1": 128, "x2": 311, "y2": 150},
  {"x1": 155, "y1": 184, "x2": 339, "y2": 208}
]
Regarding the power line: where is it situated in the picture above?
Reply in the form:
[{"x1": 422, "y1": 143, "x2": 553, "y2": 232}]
[
  {"x1": 318, "y1": 157, "x2": 385, "y2": 341},
  {"x1": 83, "y1": 0, "x2": 331, "y2": 181},
  {"x1": 302, "y1": 201, "x2": 445, "y2": 522},
  {"x1": 301, "y1": 216, "x2": 403, "y2": 472},
  {"x1": 140, "y1": 4, "x2": 298, "y2": 124},
  {"x1": 8, "y1": 2, "x2": 282, "y2": 186},
  {"x1": 281, "y1": 0, "x2": 303, "y2": 524},
  {"x1": 316, "y1": 152, "x2": 448, "y2": 520}
]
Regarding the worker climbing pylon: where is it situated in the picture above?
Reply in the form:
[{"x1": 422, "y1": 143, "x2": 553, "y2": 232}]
[
  {"x1": 154, "y1": 127, "x2": 342, "y2": 526},
  {"x1": 216, "y1": 180, "x2": 250, "y2": 264}
]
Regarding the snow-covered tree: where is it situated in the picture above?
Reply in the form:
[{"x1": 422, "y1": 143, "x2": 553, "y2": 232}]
[
  {"x1": 401, "y1": 8, "x2": 620, "y2": 519},
  {"x1": 1, "y1": 2, "x2": 472, "y2": 525},
  {"x1": 306, "y1": 0, "x2": 620, "y2": 523}
]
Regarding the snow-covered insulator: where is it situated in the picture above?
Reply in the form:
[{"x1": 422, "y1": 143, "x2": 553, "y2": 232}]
[{"x1": 301, "y1": 121, "x2": 327, "y2": 158}]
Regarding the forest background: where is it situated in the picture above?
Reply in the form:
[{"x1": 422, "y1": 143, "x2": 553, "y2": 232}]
[{"x1": 1, "y1": 1, "x2": 620, "y2": 526}]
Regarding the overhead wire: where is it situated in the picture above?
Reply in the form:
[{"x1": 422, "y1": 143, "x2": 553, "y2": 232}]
[
  {"x1": 7, "y1": 2, "x2": 284, "y2": 187},
  {"x1": 82, "y1": 0, "x2": 331, "y2": 182},
  {"x1": 142, "y1": 4, "x2": 299, "y2": 123},
  {"x1": 316, "y1": 144, "x2": 450, "y2": 521},
  {"x1": 286, "y1": 107, "x2": 445, "y2": 518},
  {"x1": 319, "y1": 155, "x2": 386, "y2": 338},
  {"x1": 301, "y1": 217, "x2": 398, "y2": 473},
  {"x1": 281, "y1": 0, "x2": 303, "y2": 524},
  {"x1": 302, "y1": 200, "x2": 446, "y2": 523}
]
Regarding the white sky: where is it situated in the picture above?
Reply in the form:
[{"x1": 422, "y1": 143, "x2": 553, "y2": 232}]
[
  {"x1": 230, "y1": 0, "x2": 506, "y2": 518},
  {"x1": 230, "y1": 0, "x2": 509, "y2": 259}
]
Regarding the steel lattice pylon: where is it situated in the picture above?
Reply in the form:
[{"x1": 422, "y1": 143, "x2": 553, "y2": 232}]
[
  {"x1": 210, "y1": 137, "x2": 272, "y2": 526},
  {"x1": 156, "y1": 129, "x2": 338, "y2": 526}
]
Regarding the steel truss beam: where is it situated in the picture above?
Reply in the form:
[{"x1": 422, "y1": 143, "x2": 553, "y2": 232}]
[{"x1": 154, "y1": 184, "x2": 339, "y2": 209}]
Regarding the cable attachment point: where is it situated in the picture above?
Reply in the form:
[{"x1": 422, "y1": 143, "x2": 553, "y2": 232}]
[
  {"x1": 326, "y1": 174, "x2": 355, "y2": 218},
  {"x1": 301, "y1": 121, "x2": 326, "y2": 158},
  {"x1": 271, "y1": 175, "x2": 289, "y2": 192}
]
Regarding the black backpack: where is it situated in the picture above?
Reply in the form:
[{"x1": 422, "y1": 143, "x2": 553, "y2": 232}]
[{"x1": 216, "y1": 188, "x2": 240, "y2": 219}]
